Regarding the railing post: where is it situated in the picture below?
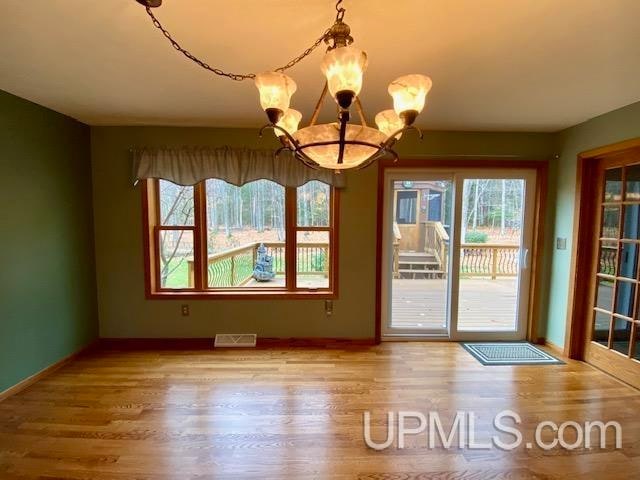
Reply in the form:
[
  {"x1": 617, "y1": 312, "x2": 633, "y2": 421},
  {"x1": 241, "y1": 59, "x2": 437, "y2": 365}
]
[
  {"x1": 323, "y1": 247, "x2": 329, "y2": 278},
  {"x1": 253, "y1": 243, "x2": 259, "y2": 268},
  {"x1": 442, "y1": 240, "x2": 448, "y2": 277},
  {"x1": 187, "y1": 260, "x2": 194, "y2": 288},
  {"x1": 491, "y1": 247, "x2": 498, "y2": 280},
  {"x1": 230, "y1": 255, "x2": 236, "y2": 286},
  {"x1": 393, "y1": 240, "x2": 400, "y2": 279}
]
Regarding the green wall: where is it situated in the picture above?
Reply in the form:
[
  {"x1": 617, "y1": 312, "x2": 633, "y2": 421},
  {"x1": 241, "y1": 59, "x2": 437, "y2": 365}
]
[
  {"x1": 544, "y1": 101, "x2": 640, "y2": 346},
  {"x1": 0, "y1": 91, "x2": 98, "y2": 392},
  {"x1": 1, "y1": 84, "x2": 636, "y2": 392},
  {"x1": 91, "y1": 127, "x2": 555, "y2": 339}
]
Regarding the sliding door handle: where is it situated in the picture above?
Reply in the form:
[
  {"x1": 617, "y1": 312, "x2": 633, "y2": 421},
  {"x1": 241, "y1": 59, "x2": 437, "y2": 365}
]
[{"x1": 521, "y1": 248, "x2": 530, "y2": 270}]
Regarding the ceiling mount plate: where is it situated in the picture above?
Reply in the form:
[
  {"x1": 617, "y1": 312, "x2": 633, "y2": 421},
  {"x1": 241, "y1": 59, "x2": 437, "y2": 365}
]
[{"x1": 136, "y1": 0, "x2": 162, "y2": 7}]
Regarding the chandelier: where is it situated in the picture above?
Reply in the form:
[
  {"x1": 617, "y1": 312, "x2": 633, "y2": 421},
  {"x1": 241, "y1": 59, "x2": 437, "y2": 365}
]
[{"x1": 136, "y1": 0, "x2": 432, "y2": 171}]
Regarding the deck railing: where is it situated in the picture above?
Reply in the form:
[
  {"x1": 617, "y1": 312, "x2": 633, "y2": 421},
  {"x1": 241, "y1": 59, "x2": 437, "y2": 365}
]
[
  {"x1": 600, "y1": 245, "x2": 616, "y2": 275},
  {"x1": 392, "y1": 242, "x2": 520, "y2": 279},
  {"x1": 187, "y1": 241, "x2": 329, "y2": 287},
  {"x1": 460, "y1": 243, "x2": 519, "y2": 279},
  {"x1": 425, "y1": 221, "x2": 450, "y2": 269}
]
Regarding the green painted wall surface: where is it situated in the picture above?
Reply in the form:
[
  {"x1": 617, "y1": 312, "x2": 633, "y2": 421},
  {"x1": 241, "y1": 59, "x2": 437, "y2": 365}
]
[
  {"x1": 545, "y1": 101, "x2": 640, "y2": 347},
  {"x1": 0, "y1": 90, "x2": 97, "y2": 392},
  {"x1": 91, "y1": 126, "x2": 555, "y2": 339}
]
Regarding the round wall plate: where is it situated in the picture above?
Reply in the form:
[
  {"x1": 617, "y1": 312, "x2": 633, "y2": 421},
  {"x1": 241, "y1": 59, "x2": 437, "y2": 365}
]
[{"x1": 136, "y1": 0, "x2": 162, "y2": 7}]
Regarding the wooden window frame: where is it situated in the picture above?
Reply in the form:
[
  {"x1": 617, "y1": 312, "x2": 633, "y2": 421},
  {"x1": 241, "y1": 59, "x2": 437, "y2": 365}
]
[{"x1": 142, "y1": 179, "x2": 339, "y2": 300}]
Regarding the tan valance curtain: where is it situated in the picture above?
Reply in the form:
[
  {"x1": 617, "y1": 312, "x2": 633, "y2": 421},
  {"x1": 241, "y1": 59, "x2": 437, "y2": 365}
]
[{"x1": 132, "y1": 146, "x2": 346, "y2": 188}]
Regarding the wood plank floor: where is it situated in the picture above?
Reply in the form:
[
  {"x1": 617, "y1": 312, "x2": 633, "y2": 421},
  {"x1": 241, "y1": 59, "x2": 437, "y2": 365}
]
[
  {"x1": 392, "y1": 279, "x2": 518, "y2": 330},
  {"x1": 1, "y1": 343, "x2": 639, "y2": 479}
]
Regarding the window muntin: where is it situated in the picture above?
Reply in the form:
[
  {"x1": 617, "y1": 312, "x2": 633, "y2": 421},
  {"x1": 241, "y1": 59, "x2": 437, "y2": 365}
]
[{"x1": 144, "y1": 178, "x2": 337, "y2": 296}]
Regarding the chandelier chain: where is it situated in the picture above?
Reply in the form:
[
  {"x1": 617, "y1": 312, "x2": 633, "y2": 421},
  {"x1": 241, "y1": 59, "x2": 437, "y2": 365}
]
[
  {"x1": 335, "y1": 0, "x2": 346, "y2": 21},
  {"x1": 145, "y1": 6, "x2": 331, "y2": 81}
]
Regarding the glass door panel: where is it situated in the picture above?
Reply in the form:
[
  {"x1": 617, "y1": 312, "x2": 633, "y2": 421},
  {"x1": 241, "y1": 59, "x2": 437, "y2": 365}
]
[
  {"x1": 457, "y1": 179, "x2": 525, "y2": 332},
  {"x1": 383, "y1": 175, "x2": 453, "y2": 336},
  {"x1": 447, "y1": 170, "x2": 536, "y2": 340}
]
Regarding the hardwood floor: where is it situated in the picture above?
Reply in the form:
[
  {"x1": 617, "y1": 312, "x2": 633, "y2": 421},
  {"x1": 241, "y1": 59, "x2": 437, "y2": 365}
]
[{"x1": 1, "y1": 343, "x2": 639, "y2": 479}]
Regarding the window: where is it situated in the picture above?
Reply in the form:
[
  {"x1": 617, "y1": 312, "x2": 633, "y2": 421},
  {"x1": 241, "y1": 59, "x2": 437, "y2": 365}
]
[
  {"x1": 143, "y1": 178, "x2": 338, "y2": 298},
  {"x1": 395, "y1": 190, "x2": 418, "y2": 224}
]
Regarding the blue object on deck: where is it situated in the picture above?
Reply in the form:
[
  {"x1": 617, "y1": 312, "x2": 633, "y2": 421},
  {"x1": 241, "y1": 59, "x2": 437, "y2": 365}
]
[{"x1": 253, "y1": 243, "x2": 276, "y2": 281}]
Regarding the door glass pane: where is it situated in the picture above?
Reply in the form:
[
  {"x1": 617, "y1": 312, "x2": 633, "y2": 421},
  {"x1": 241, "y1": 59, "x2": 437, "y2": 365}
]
[
  {"x1": 625, "y1": 164, "x2": 640, "y2": 200},
  {"x1": 297, "y1": 181, "x2": 330, "y2": 227},
  {"x1": 615, "y1": 280, "x2": 635, "y2": 318},
  {"x1": 458, "y1": 179, "x2": 524, "y2": 331},
  {"x1": 618, "y1": 243, "x2": 638, "y2": 279},
  {"x1": 595, "y1": 278, "x2": 614, "y2": 311},
  {"x1": 159, "y1": 180, "x2": 194, "y2": 226},
  {"x1": 599, "y1": 240, "x2": 617, "y2": 275},
  {"x1": 391, "y1": 179, "x2": 452, "y2": 330},
  {"x1": 604, "y1": 168, "x2": 622, "y2": 201},
  {"x1": 634, "y1": 325, "x2": 640, "y2": 360},
  {"x1": 296, "y1": 231, "x2": 329, "y2": 289},
  {"x1": 159, "y1": 230, "x2": 194, "y2": 288},
  {"x1": 611, "y1": 319, "x2": 632, "y2": 356},
  {"x1": 592, "y1": 311, "x2": 611, "y2": 346},
  {"x1": 623, "y1": 204, "x2": 640, "y2": 239},
  {"x1": 601, "y1": 207, "x2": 620, "y2": 238},
  {"x1": 205, "y1": 179, "x2": 285, "y2": 288}
]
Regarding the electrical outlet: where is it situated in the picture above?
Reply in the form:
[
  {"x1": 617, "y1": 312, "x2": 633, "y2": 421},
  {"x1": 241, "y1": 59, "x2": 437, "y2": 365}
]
[
  {"x1": 181, "y1": 304, "x2": 190, "y2": 316},
  {"x1": 325, "y1": 300, "x2": 333, "y2": 316}
]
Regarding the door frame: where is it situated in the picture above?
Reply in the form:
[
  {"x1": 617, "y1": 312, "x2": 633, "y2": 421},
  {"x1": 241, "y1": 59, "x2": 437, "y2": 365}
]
[
  {"x1": 565, "y1": 139, "x2": 640, "y2": 377},
  {"x1": 375, "y1": 158, "x2": 549, "y2": 343}
]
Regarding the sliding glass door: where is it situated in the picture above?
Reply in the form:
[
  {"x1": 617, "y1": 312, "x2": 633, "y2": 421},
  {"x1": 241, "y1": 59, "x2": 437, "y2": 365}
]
[{"x1": 381, "y1": 169, "x2": 537, "y2": 340}]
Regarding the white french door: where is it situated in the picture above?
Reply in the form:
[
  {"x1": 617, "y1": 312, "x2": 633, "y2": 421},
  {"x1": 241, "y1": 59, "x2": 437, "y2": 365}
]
[{"x1": 381, "y1": 168, "x2": 537, "y2": 341}]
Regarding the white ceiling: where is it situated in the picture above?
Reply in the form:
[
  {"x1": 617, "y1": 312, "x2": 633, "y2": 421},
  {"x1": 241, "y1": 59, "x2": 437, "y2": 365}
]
[{"x1": 1, "y1": 0, "x2": 639, "y2": 132}]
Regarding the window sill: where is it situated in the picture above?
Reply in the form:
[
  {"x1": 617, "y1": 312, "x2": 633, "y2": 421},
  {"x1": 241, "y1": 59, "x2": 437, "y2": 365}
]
[{"x1": 146, "y1": 290, "x2": 338, "y2": 300}]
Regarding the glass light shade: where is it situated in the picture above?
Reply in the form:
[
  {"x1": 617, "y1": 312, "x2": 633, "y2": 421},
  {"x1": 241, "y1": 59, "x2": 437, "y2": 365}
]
[
  {"x1": 293, "y1": 123, "x2": 386, "y2": 170},
  {"x1": 275, "y1": 109, "x2": 302, "y2": 137},
  {"x1": 375, "y1": 109, "x2": 404, "y2": 139},
  {"x1": 320, "y1": 46, "x2": 368, "y2": 100},
  {"x1": 388, "y1": 74, "x2": 432, "y2": 115},
  {"x1": 254, "y1": 71, "x2": 297, "y2": 112}
]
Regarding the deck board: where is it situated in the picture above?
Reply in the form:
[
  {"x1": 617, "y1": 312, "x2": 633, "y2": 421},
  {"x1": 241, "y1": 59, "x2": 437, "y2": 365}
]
[{"x1": 391, "y1": 278, "x2": 518, "y2": 330}]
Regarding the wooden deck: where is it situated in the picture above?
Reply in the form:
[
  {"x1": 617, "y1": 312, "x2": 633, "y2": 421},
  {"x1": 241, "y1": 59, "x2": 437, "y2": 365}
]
[
  {"x1": 392, "y1": 278, "x2": 518, "y2": 330},
  {"x1": 245, "y1": 276, "x2": 519, "y2": 331}
]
